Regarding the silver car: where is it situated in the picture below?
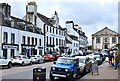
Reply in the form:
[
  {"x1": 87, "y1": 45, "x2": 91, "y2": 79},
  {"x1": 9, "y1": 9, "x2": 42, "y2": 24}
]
[{"x1": 30, "y1": 55, "x2": 44, "y2": 63}]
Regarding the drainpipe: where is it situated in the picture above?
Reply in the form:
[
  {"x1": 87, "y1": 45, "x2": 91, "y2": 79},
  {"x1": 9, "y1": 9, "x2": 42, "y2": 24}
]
[
  {"x1": 43, "y1": 24, "x2": 46, "y2": 55},
  {"x1": 0, "y1": 25, "x2": 2, "y2": 56}
]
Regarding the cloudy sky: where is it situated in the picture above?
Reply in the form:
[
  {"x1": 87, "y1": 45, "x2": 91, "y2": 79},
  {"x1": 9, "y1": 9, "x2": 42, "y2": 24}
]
[{"x1": 1, "y1": 0, "x2": 119, "y2": 45}]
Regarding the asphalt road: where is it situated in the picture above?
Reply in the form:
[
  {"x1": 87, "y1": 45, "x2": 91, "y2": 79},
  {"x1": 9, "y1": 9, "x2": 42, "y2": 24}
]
[{"x1": 1, "y1": 62, "x2": 52, "y2": 80}]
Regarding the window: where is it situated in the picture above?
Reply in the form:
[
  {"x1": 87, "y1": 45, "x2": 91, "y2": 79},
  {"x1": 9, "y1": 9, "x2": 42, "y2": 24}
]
[
  {"x1": 3, "y1": 32, "x2": 8, "y2": 43},
  {"x1": 105, "y1": 38, "x2": 107, "y2": 42},
  {"x1": 32, "y1": 37, "x2": 34, "y2": 45},
  {"x1": 56, "y1": 29, "x2": 58, "y2": 34},
  {"x1": 50, "y1": 37, "x2": 51, "y2": 45},
  {"x1": 35, "y1": 38, "x2": 37, "y2": 45},
  {"x1": 11, "y1": 33, "x2": 15, "y2": 44},
  {"x1": 47, "y1": 36, "x2": 48, "y2": 45},
  {"x1": 96, "y1": 37, "x2": 101, "y2": 44},
  {"x1": 53, "y1": 28, "x2": 54, "y2": 33},
  {"x1": 112, "y1": 37, "x2": 116, "y2": 44},
  {"x1": 22, "y1": 36, "x2": 25, "y2": 44},
  {"x1": 11, "y1": 49, "x2": 14, "y2": 58},
  {"x1": 27, "y1": 37, "x2": 30, "y2": 45},
  {"x1": 47, "y1": 26, "x2": 48, "y2": 32},
  {"x1": 50, "y1": 27, "x2": 51, "y2": 33},
  {"x1": 59, "y1": 30, "x2": 60, "y2": 35},
  {"x1": 53, "y1": 38, "x2": 54, "y2": 45},
  {"x1": 59, "y1": 39, "x2": 61, "y2": 45},
  {"x1": 39, "y1": 39, "x2": 41, "y2": 46},
  {"x1": 56, "y1": 38, "x2": 58, "y2": 45}
]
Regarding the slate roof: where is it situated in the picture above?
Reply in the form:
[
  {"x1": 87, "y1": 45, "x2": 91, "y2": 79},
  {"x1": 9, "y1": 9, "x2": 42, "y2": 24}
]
[{"x1": 37, "y1": 13, "x2": 53, "y2": 27}]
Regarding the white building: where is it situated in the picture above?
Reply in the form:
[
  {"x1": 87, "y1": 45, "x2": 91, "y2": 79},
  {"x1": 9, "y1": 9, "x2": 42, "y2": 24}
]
[
  {"x1": 65, "y1": 21, "x2": 88, "y2": 55},
  {"x1": 24, "y1": 1, "x2": 66, "y2": 54},
  {"x1": 92, "y1": 27, "x2": 119, "y2": 49},
  {"x1": 65, "y1": 21, "x2": 79, "y2": 54},
  {"x1": 0, "y1": 3, "x2": 44, "y2": 58}
]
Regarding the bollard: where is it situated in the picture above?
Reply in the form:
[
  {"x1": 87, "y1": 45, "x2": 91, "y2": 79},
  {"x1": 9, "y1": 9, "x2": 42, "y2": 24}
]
[{"x1": 33, "y1": 67, "x2": 46, "y2": 81}]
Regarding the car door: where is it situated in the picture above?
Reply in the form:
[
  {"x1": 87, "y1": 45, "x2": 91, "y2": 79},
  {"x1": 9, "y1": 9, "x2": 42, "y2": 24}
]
[{"x1": 0, "y1": 56, "x2": 8, "y2": 65}]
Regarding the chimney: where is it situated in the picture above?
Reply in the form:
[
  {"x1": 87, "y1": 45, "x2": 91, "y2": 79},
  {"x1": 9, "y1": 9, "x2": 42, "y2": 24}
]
[{"x1": 0, "y1": 3, "x2": 11, "y2": 18}]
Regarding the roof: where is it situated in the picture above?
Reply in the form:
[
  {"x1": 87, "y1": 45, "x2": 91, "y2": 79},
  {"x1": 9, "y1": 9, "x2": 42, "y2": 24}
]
[
  {"x1": 37, "y1": 13, "x2": 53, "y2": 27},
  {"x1": 92, "y1": 27, "x2": 119, "y2": 36}
]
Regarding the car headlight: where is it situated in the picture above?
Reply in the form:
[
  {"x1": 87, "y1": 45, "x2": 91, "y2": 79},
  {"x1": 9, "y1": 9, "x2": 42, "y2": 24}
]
[
  {"x1": 65, "y1": 69, "x2": 68, "y2": 72},
  {"x1": 52, "y1": 67, "x2": 55, "y2": 70}
]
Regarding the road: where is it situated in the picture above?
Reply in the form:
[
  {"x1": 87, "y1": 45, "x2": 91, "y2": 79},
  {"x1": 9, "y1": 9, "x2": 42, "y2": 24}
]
[
  {"x1": 1, "y1": 61, "x2": 118, "y2": 81},
  {"x1": 1, "y1": 62, "x2": 52, "y2": 80}
]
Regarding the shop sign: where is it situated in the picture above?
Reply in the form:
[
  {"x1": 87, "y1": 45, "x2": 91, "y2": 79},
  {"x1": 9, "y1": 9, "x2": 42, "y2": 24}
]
[
  {"x1": 3, "y1": 45, "x2": 18, "y2": 49},
  {"x1": 38, "y1": 46, "x2": 43, "y2": 49}
]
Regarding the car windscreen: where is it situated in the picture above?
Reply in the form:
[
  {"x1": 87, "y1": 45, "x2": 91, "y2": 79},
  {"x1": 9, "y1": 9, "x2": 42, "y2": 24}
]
[
  {"x1": 79, "y1": 58, "x2": 85, "y2": 63},
  {"x1": 57, "y1": 58, "x2": 73, "y2": 64}
]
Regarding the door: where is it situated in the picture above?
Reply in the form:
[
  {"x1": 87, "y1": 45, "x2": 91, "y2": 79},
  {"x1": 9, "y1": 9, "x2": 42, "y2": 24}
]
[
  {"x1": 3, "y1": 49, "x2": 7, "y2": 58},
  {"x1": 104, "y1": 45, "x2": 108, "y2": 49}
]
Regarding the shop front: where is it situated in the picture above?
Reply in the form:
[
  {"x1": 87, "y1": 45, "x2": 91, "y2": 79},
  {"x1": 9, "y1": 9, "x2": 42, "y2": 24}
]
[
  {"x1": 21, "y1": 44, "x2": 36, "y2": 57},
  {"x1": 2, "y1": 43, "x2": 19, "y2": 58}
]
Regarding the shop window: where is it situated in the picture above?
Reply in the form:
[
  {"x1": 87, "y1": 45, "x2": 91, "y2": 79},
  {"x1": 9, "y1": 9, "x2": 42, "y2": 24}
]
[
  {"x1": 3, "y1": 32, "x2": 8, "y2": 43},
  {"x1": 3, "y1": 49, "x2": 7, "y2": 58},
  {"x1": 11, "y1": 33, "x2": 15, "y2": 44},
  {"x1": 11, "y1": 49, "x2": 14, "y2": 58}
]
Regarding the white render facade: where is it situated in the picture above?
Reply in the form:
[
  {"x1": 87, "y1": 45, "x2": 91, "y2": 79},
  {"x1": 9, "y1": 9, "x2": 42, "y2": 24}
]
[
  {"x1": 92, "y1": 27, "x2": 119, "y2": 49},
  {"x1": 24, "y1": 1, "x2": 66, "y2": 53},
  {"x1": 0, "y1": 3, "x2": 44, "y2": 58}
]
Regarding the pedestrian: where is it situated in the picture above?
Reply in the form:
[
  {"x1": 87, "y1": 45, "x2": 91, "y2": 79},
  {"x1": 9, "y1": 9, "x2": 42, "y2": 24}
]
[{"x1": 114, "y1": 52, "x2": 119, "y2": 71}]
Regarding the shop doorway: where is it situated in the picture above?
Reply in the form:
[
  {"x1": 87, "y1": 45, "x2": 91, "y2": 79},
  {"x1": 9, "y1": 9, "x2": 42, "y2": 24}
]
[{"x1": 3, "y1": 49, "x2": 7, "y2": 58}]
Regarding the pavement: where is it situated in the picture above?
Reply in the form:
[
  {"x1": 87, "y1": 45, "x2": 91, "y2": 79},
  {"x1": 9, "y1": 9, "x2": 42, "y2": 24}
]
[{"x1": 81, "y1": 61, "x2": 118, "y2": 80}]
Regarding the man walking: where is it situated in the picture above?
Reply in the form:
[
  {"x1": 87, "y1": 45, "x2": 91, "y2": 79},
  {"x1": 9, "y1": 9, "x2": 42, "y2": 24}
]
[{"x1": 114, "y1": 52, "x2": 119, "y2": 71}]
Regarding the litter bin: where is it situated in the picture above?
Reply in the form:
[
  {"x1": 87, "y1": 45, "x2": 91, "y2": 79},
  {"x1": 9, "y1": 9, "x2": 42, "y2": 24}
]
[{"x1": 33, "y1": 67, "x2": 46, "y2": 81}]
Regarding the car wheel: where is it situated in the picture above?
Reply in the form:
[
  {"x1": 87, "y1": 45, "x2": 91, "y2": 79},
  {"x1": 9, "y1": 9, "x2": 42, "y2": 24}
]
[
  {"x1": 21, "y1": 62, "x2": 25, "y2": 66},
  {"x1": 50, "y1": 74, "x2": 54, "y2": 80},
  {"x1": 83, "y1": 68, "x2": 86, "y2": 75},
  {"x1": 30, "y1": 61, "x2": 32, "y2": 65},
  {"x1": 8, "y1": 62, "x2": 12, "y2": 68},
  {"x1": 38, "y1": 60, "x2": 40, "y2": 63}
]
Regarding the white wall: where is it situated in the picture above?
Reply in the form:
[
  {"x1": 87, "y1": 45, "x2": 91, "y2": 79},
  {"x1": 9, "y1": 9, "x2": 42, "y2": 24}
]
[
  {"x1": 19, "y1": 30, "x2": 44, "y2": 55},
  {"x1": 2, "y1": 26, "x2": 19, "y2": 58}
]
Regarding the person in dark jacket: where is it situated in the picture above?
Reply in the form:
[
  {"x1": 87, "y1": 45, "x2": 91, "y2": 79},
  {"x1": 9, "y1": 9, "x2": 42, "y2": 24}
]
[{"x1": 114, "y1": 52, "x2": 119, "y2": 71}]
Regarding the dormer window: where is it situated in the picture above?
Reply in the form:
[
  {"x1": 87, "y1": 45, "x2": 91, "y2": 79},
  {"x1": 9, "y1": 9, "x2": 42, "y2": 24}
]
[{"x1": 11, "y1": 20, "x2": 14, "y2": 27}]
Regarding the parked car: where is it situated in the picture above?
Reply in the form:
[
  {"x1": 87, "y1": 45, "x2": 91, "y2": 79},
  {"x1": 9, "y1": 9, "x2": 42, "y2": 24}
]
[
  {"x1": 43, "y1": 54, "x2": 55, "y2": 61},
  {"x1": 30, "y1": 55, "x2": 44, "y2": 63},
  {"x1": 75, "y1": 56, "x2": 91, "y2": 74},
  {"x1": 101, "y1": 49, "x2": 108, "y2": 57},
  {"x1": 12, "y1": 55, "x2": 32, "y2": 66},
  {"x1": 93, "y1": 54, "x2": 102, "y2": 65},
  {"x1": 51, "y1": 52, "x2": 60, "y2": 60},
  {"x1": 50, "y1": 57, "x2": 80, "y2": 81},
  {"x1": 0, "y1": 56, "x2": 12, "y2": 68}
]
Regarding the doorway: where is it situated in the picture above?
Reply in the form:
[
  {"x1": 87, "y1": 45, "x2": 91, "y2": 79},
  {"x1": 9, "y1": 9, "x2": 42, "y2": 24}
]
[{"x1": 104, "y1": 45, "x2": 108, "y2": 49}]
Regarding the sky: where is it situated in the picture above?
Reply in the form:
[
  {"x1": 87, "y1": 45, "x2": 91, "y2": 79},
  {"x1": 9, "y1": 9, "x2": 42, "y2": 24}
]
[{"x1": 1, "y1": 0, "x2": 119, "y2": 45}]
